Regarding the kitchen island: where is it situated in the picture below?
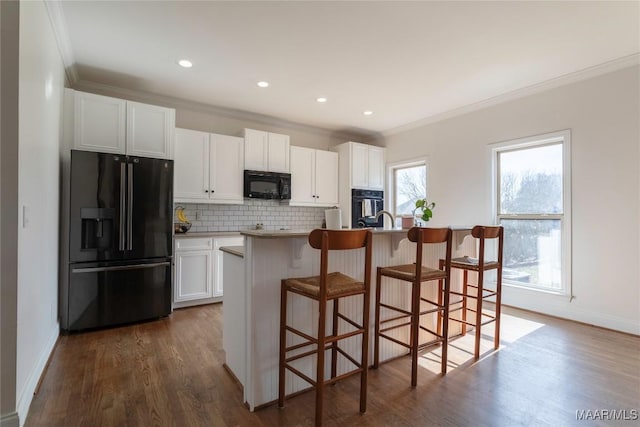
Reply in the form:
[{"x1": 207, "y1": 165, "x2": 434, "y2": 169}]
[{"x1": 223, "y1": 228, "x2": 474, "y2": 410}]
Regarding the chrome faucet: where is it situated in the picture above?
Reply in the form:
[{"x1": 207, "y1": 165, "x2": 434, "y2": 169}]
[{"x1": 375, "y1": 210, "x2": 395, "y2": 228}]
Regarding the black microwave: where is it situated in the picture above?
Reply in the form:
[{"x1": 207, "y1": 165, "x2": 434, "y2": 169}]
[{"x1": 244, "y1": 170, "x2": 291, "y2": 200}]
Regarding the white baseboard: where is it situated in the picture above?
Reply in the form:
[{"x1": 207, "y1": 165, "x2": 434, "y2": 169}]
[
  {"x1": 503, "y1": 286, "x2": 640, "y2": 335},
  {"x1": 0, "y1": 412, "x2": 20, "y2": 427},
  {"x1": 15, "y1": 323, "x2": 59, "y2": 427}
]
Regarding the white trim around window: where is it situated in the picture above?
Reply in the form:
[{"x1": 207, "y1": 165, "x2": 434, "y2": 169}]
[
  {"x1": 490, "y1": 130, "x2": 572, "y2": 298},
  {"x1": 386, "y1": 157, "x2": 429, "y2": 226}
]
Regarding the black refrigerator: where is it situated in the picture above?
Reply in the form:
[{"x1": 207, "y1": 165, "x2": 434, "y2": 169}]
[{"x1": 61, "y1": 150, "x2": 173, "y2": 332}]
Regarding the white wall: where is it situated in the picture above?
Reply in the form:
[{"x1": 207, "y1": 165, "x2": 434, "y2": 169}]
[
  {"x1": 380, "y1": 66, "x2": 640, "y2": 334},
  {"x1": 15, "y1": 1, "x2": 65, "y2": 423}
]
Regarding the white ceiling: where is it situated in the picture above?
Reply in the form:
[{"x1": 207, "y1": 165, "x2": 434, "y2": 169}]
[{"x1": 57, "y1": 1, "x2": 639, "y2": 136}]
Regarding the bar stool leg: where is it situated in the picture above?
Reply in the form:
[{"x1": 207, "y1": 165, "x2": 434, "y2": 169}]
[
  {"x1": 316, "y1": 297, "x2": 327, "y2": 426},
  {"x1": 373, "y1": 267, "x2": 382, "y2": 369},
  {"x1": 360, "y1": 287, "x2": 371, "y2": 413},
  {"x1": 494, "y1": 269, "x2": 503, "y2": 351},
  {"x1": 278, "y1": 280, "x2": 287, "y2": 408},
  {"x1": 437, "y1": 259, "x2": 444, "y2": 337},
  {"x1": 474, "y1": 269, "x2": 484, "y2": 359},
  {"x1": 440, "y1": 275, "x2": 450, "y2": 375},
  {"x1": 410, "y1": 279, "x2": 420, "y2": 387},
  {"x1": 331, "y1": 299, "x2": 339, "y2": 380},
  {"x1": 462, "y1": 270, "x2": 469, "y2": 336}
]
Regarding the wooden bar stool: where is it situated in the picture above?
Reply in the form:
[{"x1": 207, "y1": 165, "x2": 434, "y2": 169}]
[
  {"x1": 440, "y1": 225, "x2": 504, "y2": 359},
  {"x1": 278, "y1": 229, "x2": 373, "y2": 427},
  {"x1": 373, "y1": 227, "x2": 452, "y2": 386}
]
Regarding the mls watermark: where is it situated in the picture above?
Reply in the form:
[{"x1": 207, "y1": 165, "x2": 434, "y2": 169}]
[{"x1": 576, "y1": 409, "x2": 639, "y2": 421}]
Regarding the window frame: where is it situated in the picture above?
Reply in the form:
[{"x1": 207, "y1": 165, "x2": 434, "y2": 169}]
[
  {"x1": 387, "y1": 157, "x2": 428, "y2": 225},
  {"x1": 491, "y1": 130, "x2": 572, "y2": 296}
]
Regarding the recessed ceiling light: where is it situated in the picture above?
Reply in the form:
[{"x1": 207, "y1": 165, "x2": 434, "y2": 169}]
[
  {"x1": 316, "y1": 97, "x2": 327, "y2": 103},
  {"x1": 178, "y1": 59, "x2": 193, "y2": 68},
  {"x1": 257, "y1": 81, "x2": 270, "y2": 88},
  {"x1": 363, "y1": 110, "x2": 373, "y2": 116}
]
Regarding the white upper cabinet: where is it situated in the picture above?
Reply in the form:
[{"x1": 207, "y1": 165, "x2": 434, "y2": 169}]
[
  {"x1": 340, "y1": 141, "x2": 385, "y2": 190},
  {"x1": 367, "y1": 146, "x2": 385, "y2": 190},
  {"x1": 351, "y1": 143, "x2": 369, "y2": 188},
  {"x1": 314, "y1": 149, "x2": 339, "y2": 205},
  {"x1": 174, "y1": 128, "x2": 210, "y2": 201},
  {"x1": 209, "y1": 134, "x2": 244, "y2": 203},
  {"x1": 74, "y1": 91, "x2": 126, "y2": 154},
  {"x1": 126, "y1": 101, "x2": 175, "y2": 159},
  {"x1": 72, "y1": 90, "x2": 175, "y2": 159},
  {"x1": 290, "y1": 146, "x2": 338, "y2": 207},
  {"x1": 244, "y1": 128, "x2": 290, "y2": 173},
  {"x1": 174, "y1": 128, "x2": 244, "y2": 204},
  {"x1": 290, "y1": 146, "x2": 315, "y2": 204}
]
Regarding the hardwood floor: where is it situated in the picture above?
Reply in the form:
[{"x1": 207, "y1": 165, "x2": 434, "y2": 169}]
[{"x1": 26, "y1": 304, "x2": 639, "y2": 427}]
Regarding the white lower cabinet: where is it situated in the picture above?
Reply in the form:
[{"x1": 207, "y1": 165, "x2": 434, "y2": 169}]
[{"x1": 174, "y1": 235, "x2": 243, "y2": 308}]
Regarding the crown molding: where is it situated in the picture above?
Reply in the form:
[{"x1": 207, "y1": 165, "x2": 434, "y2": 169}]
[
  {"x1": 383, "y1": 53, "x2": 640, "y2": 137},
  {"x1": 44, "y1": 0, "x2": 78, "y2": 84},
  {"x1": 72, "y1": 80, "x2": 371, "y2": 141}
]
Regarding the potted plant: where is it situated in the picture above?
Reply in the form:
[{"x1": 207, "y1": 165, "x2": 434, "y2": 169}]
[{"x1": 413, "y1": 198, "x2": 436, "y2": 225}]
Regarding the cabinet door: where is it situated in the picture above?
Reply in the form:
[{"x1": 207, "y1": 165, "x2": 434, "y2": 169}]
[
  {"x1": 244, "y1": 129, "x2": 268, "y2": 171},
  {"x1": 210, "y1": 134, "x2": 244, "y2": 203},
  {"x1": 174, "y1": 249, "x2": 213, "y2": 302},
  {"x1": 315, "y1": 150, "x2": 339, "y2": 205},
  {"x1": 267, "y1": 132, "x2": 290, "y2": 173},
  {"x1": 290, "y1": 146, "x2": 315, "y2": 204},
  {"x1": 126, "y1": 101, "x2": 175, "y2": 159},
  {"x1": 174, "y1": 128, "x2": 210, "y2": 201},
  {"x1": 368, "y1": 146, "x2": 385, "y2": 190},
  {"x1": 351, "y1": 143, "x2": 369, "y2": 188},
  {"x1": 213, "y1": 236, "x2": 244, "y2": 297},
  {"x1": 74, "y1": 91, "x2": 126, "y2": 154}
]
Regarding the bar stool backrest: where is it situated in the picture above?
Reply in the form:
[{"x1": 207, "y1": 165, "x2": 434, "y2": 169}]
[
  {"x1": 407, "y1": 227, "x2": 453, "y2": 271},
  {"x1": 307, "y1": 229, "x2": 373, "y2": 301},
  {"x1": 471, "y1": 225, "x2": 504, "y2": 269}
]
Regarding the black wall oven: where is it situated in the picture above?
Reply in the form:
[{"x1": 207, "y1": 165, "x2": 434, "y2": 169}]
[
  {"x1": 244, "y1": 170, "x2": 291, "y2": 200},
  {"x1": 351, "y1": 189, "x2": 384, "y2": 228}
]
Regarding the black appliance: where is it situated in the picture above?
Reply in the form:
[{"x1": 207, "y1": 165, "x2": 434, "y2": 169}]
[
  {"x1": 244, "y1": 169, "x2": 291, "y2": 200},
  {"x1": 351, "y1": 189, "x2": 384, "y2": 228},
  {"x1": 61, "y1": 150, "x2": 173, "y2": 332}
]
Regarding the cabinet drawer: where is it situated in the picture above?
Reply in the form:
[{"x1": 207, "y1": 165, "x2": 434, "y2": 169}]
[{"x1": 175, "y1": 237, "x2": 213, "y2": 251}]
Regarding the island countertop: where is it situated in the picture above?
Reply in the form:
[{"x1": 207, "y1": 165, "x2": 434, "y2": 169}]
[{"x1": 240, "y1": 226, "x2": 472, "y2": 238}]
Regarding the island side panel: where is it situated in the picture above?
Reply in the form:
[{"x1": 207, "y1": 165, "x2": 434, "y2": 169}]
[{"x1": 222, "y1": 251, "x2": 246, "y2": 389}]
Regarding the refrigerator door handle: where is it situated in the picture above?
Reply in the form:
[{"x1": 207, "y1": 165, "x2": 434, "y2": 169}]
[
  {"x1": 127, "y1": 162, "x2": 134, "y2": 251},
  {"x1": 71, "y1": 261, "x2": 170, "y2": 274},
  {"x1": 119, "y1": 162, "x2": 126, "y2": 251}
]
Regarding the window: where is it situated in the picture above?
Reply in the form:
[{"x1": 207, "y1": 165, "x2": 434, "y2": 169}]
[
  {"x1": 389, "y1": 160, "x2": 427, "y2": 226},
  {"x1": 493, "y1": 131, "x2": 571, "y2": 294}
]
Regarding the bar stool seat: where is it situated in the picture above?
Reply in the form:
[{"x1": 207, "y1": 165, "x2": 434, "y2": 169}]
[
  {"x1": 379, "y1": 264, "x2": 448, "y2": 282},
  {"x1": 285, "y1": 272, "x2": 365, "y2": 298},
  {"x1": 451, "y1": 256, "x2": 499, "y2": 271}
]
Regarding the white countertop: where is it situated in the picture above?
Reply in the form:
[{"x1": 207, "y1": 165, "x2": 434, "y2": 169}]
[
  {"x1": 240, "y1": 226, "x2": 472, "y2": 238},
  {"x1": 174, "y1": 231, "x2": 242, "y2": 238},
  {"x1": 240, "y1": 228, "x2": 408, "y2": 238}
]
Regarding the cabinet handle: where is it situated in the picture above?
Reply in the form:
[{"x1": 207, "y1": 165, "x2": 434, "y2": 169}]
[{"x1": 205, "y1": 190, "x2": 209, "y2": 193}]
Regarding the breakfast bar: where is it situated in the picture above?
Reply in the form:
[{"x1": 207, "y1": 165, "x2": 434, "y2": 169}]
[{"x1": 223, "y1": 228, "x2": 475, "y2": 410}]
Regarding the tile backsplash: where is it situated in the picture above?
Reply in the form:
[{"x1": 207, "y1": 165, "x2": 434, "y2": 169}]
[{"x1": 174, "y1": 200, "x2": 327, "y2": 232}]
